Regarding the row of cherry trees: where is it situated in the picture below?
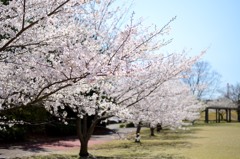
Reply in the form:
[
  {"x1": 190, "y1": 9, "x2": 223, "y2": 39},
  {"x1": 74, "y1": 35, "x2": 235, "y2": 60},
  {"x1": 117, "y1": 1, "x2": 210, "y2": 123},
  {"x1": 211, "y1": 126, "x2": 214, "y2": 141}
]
[
  {"x1": 0, "y1": 0, "x2": 203, "y2": 157},
  {"x1": 126, "y1": 80, "x2": 201, "y2": 135}
]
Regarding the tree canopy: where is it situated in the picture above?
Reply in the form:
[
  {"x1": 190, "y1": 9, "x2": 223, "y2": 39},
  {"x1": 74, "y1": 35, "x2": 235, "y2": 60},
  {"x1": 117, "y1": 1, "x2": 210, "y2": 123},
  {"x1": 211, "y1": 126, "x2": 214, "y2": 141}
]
[{"x1": 0, "y1": 0, "x2": 204, "y2": 157}]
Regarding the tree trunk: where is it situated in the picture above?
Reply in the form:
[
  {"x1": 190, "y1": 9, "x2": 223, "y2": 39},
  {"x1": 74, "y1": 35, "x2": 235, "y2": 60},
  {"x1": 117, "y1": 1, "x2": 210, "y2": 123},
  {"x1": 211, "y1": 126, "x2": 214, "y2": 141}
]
[
  {"x1": 134, "y1": 123, "x2": 142, "y2": 143},
  {"x1": 150, "y1": 127, "x2": 155, "y2": 136},
  {"x1": 76, "y1": 115, "x2": 99, "y2": 158},
  {"x1": 156, "y1": 124, "x2": 162, "y2": 133},
  {"x1": 79, "y1": 139, "x2": 89, "y2": 157},
  {"x1": 136, "y1": 123, "x2": 141, "y2": 134}
]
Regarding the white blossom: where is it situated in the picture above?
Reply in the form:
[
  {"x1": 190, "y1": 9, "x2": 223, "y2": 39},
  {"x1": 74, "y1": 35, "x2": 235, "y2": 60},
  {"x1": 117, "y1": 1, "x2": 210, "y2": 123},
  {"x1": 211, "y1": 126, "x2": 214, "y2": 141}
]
[{"x1": 0, "y1": 0, "x2": 204, "y2": 129}]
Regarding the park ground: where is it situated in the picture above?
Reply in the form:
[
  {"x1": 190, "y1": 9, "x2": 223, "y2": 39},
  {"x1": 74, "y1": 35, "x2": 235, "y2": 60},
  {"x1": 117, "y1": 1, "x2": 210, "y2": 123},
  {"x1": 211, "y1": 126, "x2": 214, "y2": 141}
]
[
  {"x1": 0, "y1": 124, "x2": 135, "y2": 159},
  {"x1": 90, "y1": 122, "x2": 240, "y2": 159},
  {"x1": 1, "y1": 122, "x2": 240, "y2": 159}
]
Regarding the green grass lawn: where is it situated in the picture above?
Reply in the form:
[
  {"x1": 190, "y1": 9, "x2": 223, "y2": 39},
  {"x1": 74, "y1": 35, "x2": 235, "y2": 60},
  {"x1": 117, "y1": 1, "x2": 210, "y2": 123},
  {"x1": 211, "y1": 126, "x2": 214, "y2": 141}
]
[
  {"x1": 90, "y1": 123, "x2": 240, "y2": 159},
  {"x1": 18, "y1": 123, "x2": 240, "y2": 159}
]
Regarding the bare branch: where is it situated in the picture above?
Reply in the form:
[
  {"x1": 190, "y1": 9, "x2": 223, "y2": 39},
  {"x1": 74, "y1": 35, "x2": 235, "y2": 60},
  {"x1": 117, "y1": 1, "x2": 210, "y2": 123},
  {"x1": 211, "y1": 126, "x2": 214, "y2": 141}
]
[{"x1": 133, "y1": 16, "x2": 176, "y2": 52}]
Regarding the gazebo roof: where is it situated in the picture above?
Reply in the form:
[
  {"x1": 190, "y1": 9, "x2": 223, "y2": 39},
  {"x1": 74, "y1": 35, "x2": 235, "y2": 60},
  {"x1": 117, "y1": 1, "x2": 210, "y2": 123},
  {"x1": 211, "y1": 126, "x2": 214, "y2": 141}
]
[{"x1": 206, "y1": 106, "x2": 240, "y2": 110}]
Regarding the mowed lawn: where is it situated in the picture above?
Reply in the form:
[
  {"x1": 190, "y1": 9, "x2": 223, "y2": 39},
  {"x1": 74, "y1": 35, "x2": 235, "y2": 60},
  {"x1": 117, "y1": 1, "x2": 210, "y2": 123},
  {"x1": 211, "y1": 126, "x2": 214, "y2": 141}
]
[
  {"x1": 90, "y1": 123, "x2": 240, "y2": 159},
  {"x1": 177, "y1": 123, "x2": 240, "y2": 159},
  {"x1": 19, "y1": 123, "x2": 240, "y2": 159}
]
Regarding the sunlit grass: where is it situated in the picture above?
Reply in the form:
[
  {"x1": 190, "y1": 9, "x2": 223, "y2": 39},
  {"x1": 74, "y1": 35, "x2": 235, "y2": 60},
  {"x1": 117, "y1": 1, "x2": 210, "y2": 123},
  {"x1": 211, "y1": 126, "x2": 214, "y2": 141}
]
[
  {"x1": 17, "y1": 123, "x2": 240, "y2": 159},
  {"x1": 91, "y1": 123, "x2": 240, "y2": 159}
]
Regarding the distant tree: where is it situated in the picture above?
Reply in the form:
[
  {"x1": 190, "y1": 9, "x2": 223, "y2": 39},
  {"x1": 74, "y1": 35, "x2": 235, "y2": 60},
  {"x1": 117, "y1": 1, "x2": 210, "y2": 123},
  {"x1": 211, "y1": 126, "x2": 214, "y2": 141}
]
[
  {"x1": 225, "y1": 83, "x2": 240, "y2": 105},
  {"x1": 182, "y1": 61, "x2": 221, "y2": 99}
]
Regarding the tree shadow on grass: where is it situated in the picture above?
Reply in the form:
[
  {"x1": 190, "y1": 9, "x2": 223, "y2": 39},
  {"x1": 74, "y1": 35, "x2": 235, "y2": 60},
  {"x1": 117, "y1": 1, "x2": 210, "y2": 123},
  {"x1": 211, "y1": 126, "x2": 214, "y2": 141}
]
[
  {"x1": 0, "y1": 143, "x2": 48, "y2": 153},
  {"x1": 0, "y1": 143, "x2": 48, "y2": 159},
  {"x1": 93, "y1": 157, "x2": 121, "y2": 159},
  {"x1": 158, "y1": 127, "x2": 204, "y2": 141},
  {"x1": 160, "y1": 133, "x2": 205, "y2": 140},
  {"x1": 92, "y1": 140, "x2": 194, "y2": 159},
  {"x1": 0, "y1": 136, "x2": 80, "y2": 154},
  {"x1": 94, "y1": 154, "x2": 188, "y2": 159},
  {"x1": 153, "y1": 154, "x2": 188, "y2": 159},
  {"x1": 140, "y1": 141, "x2": 193, "y2": 150}
]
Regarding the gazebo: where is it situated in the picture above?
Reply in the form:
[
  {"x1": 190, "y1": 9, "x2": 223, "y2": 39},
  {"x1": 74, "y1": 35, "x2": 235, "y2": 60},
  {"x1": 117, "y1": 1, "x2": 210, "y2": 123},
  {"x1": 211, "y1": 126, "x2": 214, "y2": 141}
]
[{"x1": 205, "y1": 106, "x2": 240, "y2": 123}]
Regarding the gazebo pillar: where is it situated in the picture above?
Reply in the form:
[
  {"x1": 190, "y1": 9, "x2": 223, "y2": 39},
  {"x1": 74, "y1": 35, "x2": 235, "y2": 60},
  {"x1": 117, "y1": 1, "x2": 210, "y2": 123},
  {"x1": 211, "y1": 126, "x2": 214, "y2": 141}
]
[
  {"x1": 215, "y1": 109, "x2": 221, "y2": 123},
  {"x1": 226, "y1": 109, "x2": 229, "y2": 122},
  {"x1": 205, "y1": 108, "x2": 209, "y2": 123},
  {"x1": 229, "y1": 109, "x2": 232, "y2": 122},
  {"x1": 218, "y1": 109, "x2": 221, "y2": 123},
  {"x1": 238, "y1": 106, "x2": 240, "y2": 122},
  {"x1": 226, "y1": 109, "x2": 231, "y2": 122}
]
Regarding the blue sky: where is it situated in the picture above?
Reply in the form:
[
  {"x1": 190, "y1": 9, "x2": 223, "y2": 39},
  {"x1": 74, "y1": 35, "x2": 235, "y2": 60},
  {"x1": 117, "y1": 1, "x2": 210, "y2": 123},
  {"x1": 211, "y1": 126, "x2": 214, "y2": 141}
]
[{"x1": 130, "y1": 0, "x2": 240, "y2": 87}]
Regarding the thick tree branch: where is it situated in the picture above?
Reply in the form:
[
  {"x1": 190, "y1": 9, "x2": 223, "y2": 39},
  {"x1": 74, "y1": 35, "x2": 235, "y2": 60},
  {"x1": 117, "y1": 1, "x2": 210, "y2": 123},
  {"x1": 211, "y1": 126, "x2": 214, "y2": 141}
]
[
  {"x1": 0, "y1": 0, "x2": 70, "y2": 52},
  {"x1": 22, "y1": 0, "x2": 26, "y2": 29}
]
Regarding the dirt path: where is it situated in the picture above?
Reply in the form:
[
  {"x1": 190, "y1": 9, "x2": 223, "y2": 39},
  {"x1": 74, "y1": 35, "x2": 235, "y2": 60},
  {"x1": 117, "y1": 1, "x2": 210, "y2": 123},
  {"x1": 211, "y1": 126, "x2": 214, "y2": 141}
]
[{"x1": 0, "y1": 124, "x2": 135, "y2": 159}]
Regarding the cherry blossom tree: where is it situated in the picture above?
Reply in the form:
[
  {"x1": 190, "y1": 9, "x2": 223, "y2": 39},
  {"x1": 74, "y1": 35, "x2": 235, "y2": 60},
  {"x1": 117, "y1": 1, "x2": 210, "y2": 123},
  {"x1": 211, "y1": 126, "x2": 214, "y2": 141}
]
[
  {"x1": 44, "y1": 50, "x2": 203, "y2": 157},
  {"x1": 0, "y1": 0, "x2": 100, "y2": 111},
  {"x1": 124, "y1": 80, "x2": 202, "y2": 136},
  {"x1": 0, "y1": 0, "x2": 176, "y2": 111},
  {"x1": 1, "y1": 0, "x2": 204, "y2": 158}
]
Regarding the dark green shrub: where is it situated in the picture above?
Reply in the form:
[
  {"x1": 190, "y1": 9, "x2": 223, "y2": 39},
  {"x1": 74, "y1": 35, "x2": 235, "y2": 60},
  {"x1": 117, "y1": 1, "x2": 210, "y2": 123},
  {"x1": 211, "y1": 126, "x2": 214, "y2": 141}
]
[
  {"x1": 119, "y1": 123, "x2": 125, "y2": 128},
  {"x1": 125, "y1": 122, "x2": 135, "y2": 128},
  {"x1": 45, "y1": 122, "x2": 76, "y2": 137},
  {"x1": 0, "y1": 104, "x2": 52, "y2": 141},
  {"x1": 0, "y1": 126, "x2": 26, "y2": 142}
]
